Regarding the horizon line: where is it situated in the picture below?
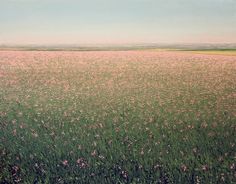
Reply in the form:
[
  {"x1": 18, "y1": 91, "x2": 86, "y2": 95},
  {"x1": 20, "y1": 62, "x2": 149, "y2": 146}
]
[{"x1": 1, "y1": 42, "x2": 236, "y2": 47}]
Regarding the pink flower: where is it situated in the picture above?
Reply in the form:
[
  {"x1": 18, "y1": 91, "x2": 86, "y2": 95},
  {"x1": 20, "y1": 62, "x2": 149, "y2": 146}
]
[
  {"x1": 181, "y1": 164, "x2": 187, "y2": 172},
  {"x1": 230, "y1": 163, "x2": 235, "y2": 170},
  {"x1": 201, "y1": 165, "x2": 208, "y2": 171},
  {"x1": 76, "y1": 158, "x2": 88, "y2": 168},
  {"x1": 13, "y1": 129, "x2": 17, "y2": 136},
  {"x1": 91, "y1": 150, "x2": 97, "y2": 157},
  {"x1": 62, "y1": 160, "x2": 68, "y2": 166}
]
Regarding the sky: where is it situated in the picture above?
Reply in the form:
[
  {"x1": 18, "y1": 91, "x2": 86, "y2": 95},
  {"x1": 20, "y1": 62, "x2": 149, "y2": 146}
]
[{"x1": 0, "y1": 0, "x2": 236, "y2": 45}]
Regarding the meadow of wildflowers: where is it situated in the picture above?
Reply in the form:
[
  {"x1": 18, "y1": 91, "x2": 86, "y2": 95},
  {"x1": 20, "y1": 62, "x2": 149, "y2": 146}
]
[{"x1": 0, "y1": 50, "x2": 235, "y2": 183}]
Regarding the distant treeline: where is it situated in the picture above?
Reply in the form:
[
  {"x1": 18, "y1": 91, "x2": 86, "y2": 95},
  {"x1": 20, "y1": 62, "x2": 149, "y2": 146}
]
[{"x1": 0, "y1": 43, "x2": 236, "y2": 51}]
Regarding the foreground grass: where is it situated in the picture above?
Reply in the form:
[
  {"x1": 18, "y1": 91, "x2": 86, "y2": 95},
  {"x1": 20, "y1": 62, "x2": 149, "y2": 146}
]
[{"x1": 0, "y1": 51, "x2": 236, "y2": 183}]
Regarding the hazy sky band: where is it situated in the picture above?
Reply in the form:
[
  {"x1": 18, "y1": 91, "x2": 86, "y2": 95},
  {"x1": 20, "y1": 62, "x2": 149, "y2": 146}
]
[{"x1": 1, "y1": 0, "x2": 236, "y2": 44}]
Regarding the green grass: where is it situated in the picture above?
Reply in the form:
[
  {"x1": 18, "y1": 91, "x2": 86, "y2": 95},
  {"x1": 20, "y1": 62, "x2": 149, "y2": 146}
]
[
  {"x1": 0, "y1": 51, "x2": 235, "y2": 183},
  {"x1": 182, "y1": 49, "x2": 236, "y2": 56}
]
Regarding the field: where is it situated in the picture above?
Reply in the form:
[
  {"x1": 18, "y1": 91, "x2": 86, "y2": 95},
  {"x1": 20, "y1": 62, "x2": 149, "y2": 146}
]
[{"x1": 0, "y1": 50, "x2": 236, "y2": 183}]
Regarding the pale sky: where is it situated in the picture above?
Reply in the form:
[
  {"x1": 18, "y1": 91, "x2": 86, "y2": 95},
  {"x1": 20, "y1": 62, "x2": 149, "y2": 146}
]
[{"x1": 0, "y1": 0, "x2": 236, "y2": 45}]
